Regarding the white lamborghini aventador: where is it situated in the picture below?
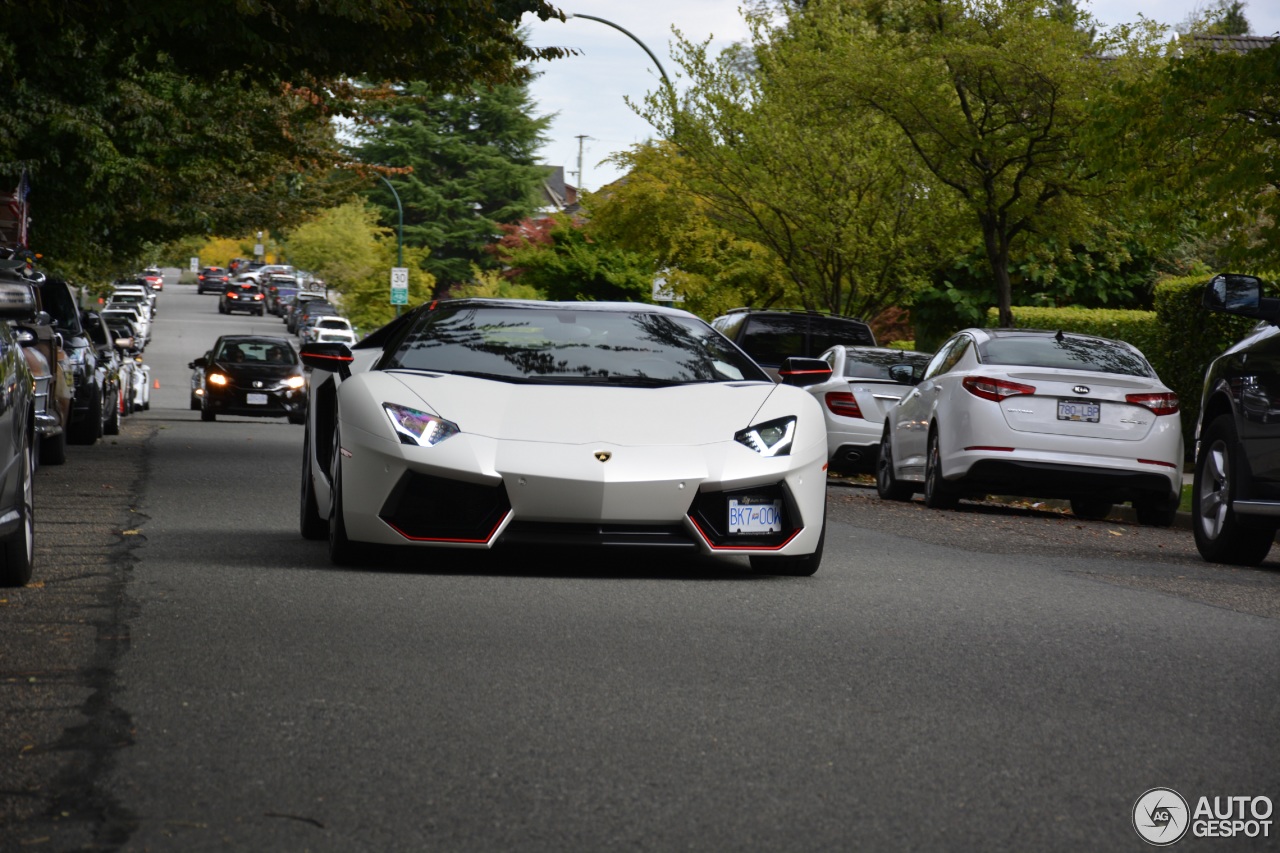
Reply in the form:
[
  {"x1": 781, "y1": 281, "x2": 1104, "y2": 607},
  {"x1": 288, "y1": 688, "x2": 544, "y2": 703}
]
[{"x1": 298, "y1": 300, "x2": 831, "y2": 574}]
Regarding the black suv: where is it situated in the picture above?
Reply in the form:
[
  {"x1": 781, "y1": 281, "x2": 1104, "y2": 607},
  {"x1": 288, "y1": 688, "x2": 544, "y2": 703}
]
[
  {"x1": 1193, "y1": 273, "x2": 1280, "y2": 564},
  {"x1": 34, "y1": 277, "x2": 107, "y2": 445},
  {"x1": 711, "y1": 309, "x2": 876, "y2": 377}
]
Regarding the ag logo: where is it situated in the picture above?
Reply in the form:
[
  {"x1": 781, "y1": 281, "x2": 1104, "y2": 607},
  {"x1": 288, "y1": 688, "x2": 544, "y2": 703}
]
[
  {"x1": 594, "y1": 451, "x2": 612, "y2": 463},
  {"x1": 1133, "y1": 787, "x2": 1190, "y2": 846}
]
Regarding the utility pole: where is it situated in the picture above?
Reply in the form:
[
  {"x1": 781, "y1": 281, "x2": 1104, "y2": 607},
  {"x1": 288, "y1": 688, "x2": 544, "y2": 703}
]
[{"x1": 574, "y1": 135, "x2": 590, "y2": 193}]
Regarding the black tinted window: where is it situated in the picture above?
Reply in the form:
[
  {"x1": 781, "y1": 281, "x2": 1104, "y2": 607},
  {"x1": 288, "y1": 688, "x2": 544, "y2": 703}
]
[
  {"x1": 382, "y1": 305, "x2": 769, "y2": 386},
  {"x1": 809, "y1": 316, "x2": 875, "y2": 351},
  {"x1": 738, "y1": 316, "x2": 807, "y2": 366}
]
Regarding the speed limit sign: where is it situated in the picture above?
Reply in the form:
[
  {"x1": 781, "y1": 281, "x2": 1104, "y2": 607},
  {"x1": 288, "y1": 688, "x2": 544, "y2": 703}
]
[{"x1": 390, "y1": 267, "x2": 409, "y2": 305}]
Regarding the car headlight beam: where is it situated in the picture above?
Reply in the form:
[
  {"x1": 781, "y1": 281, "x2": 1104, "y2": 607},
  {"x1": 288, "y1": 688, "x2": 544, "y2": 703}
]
[
  {"x1": 734, "y1": 416, "x2": 796, "y2": 457},
  {"x1": 207, "y1": 373, "x2": 228, "y2": 386},
  {"x1": 284, "y1": 375, "x2": 306, "y2": 389},
  {"x1": 383, "y1": 403, "x2": 459, "y2": 447}
]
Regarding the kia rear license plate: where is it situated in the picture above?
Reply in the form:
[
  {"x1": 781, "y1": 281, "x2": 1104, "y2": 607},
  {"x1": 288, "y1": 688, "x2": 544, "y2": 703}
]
[
  {"x1": 1057, "y1": 399, "x2": 1100, "y2": 422},
  {"x1": 246, "y1": 393, "x2": 268, "y2": 405},
  {"x1": 728, "y1": 497, "x2": 783, "y2": 534}
]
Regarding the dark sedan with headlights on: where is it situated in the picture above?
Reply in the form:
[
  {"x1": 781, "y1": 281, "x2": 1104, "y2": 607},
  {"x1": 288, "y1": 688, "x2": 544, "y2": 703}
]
[{"x1": 189, "y1": 336, "x2": 307, "y2": 424}]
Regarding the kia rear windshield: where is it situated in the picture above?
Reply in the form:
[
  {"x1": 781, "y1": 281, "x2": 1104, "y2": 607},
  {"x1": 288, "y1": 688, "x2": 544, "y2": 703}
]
[
  {"x1": 978, "y1": 336, "x2": 1153, "y2": 377},
  {"x1": 381, "y1": 305, "x2": 769, "y2": 385}
]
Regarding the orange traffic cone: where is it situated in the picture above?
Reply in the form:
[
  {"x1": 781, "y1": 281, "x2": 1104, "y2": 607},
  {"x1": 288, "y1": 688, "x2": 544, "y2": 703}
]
[{"x1": 153, "y1": 379, "x2": 160, "y2": 389}]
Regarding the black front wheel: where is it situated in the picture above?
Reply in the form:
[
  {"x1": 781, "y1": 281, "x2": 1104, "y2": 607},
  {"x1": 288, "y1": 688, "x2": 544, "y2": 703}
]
[
  {"x1": 300, "y1": 427, "x2": 328, "y2": 540},
  {"x1": 1193, "y1": 414, "x2": 1274, "y2": 564},
  {"x1": 328, "y1": 427, "x2": 358, "y2": 565}
]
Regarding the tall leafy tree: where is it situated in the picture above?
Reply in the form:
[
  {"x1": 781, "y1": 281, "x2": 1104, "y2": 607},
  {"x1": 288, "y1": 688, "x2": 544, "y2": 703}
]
[
  {"x1": 633, "y1": 7, "x2": 947, "y2": 320},
  {"x1": 353, "y1": 80, "x2": 553, "y2": 291},
  {"x1": 0, "y1": 1, "x2": 565, "y2": 273},
  {"x1": 807, "y1": 0, "x2": 1164, "y2": 326},
  {"x1": 1100, "y1": 39, "x2": 1280, "y2": 271}
]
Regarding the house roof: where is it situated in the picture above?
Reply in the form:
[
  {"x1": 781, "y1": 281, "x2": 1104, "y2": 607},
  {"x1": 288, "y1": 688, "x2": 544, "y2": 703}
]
[{"x1": 1181, "y1": 33, "x2": 1280, "y2": 54}]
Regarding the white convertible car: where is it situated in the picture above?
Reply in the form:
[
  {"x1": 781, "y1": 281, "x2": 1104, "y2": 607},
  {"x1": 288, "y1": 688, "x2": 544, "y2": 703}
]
[{"x1": 299, "y1": 300, "x2": 832, "y2": 574}]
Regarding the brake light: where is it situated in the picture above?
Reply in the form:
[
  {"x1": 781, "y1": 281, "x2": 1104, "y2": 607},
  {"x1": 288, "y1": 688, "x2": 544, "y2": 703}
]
[
  {"x1": 962, "y1": 376, "x2": 1035, "y2": 402},
  {"x1": 1126, "y1": 392, "x2": 1179, "y2": 416},
  {"x1": 824, "y1": 391, "x2": 863, "y2": 419}
]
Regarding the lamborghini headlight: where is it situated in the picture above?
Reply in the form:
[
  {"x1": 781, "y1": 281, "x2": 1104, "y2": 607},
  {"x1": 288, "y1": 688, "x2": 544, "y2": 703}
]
[
  {"x1": 383, "y1": 403, "x2": 459, "y2": 447},
  {"x1": 734, "y1": 416, "x2": 796, "y2": 457}
]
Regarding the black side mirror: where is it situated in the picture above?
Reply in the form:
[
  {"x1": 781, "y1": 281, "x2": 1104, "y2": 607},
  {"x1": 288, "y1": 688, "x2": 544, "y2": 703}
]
[
  {"x1": 777, "y1": 357, "x2": 833, "y2": 387},
  {"x1": 190, "y1": 356, "x2": 206, "y2": 369},
  {"x1": 1203, "y1": 273, "x2": 1280, "y2": 323},
  {"x1": 299, "y1": 342, "x2": 354, "y2": 380}
]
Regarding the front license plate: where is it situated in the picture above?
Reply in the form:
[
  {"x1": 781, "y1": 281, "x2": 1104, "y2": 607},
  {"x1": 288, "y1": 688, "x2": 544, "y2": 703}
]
[
  {"x1": 728, "y1": 498, "x2": 783, "y2": 534},
  {"x1": 246, "y1": 393, "x2": 269, "y2": 405},
  {"x1": 1057, "y1": 399, "x2": 1100, "y2": 422}
]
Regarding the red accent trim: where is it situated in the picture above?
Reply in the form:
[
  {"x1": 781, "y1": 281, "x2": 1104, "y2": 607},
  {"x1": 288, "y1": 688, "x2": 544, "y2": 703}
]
[
  {"x1": 384, "y1": 510, "x2": 510, "y2": 544},
  {"x1": 964, "y1": 446, "x2": 1014, "y2": 452},
  {"x1": 687, "y1": 515, "x2": 803, "y2": 552},
  {"x1": 1138, "y1": 458, "x2": 1179, "y2": 469},
  {"x1": 305, "y1": 352, "x2": 354, "y2": 363},
  {"x1": 779, "y1": 369, "x2": 831, "y2": 376}
]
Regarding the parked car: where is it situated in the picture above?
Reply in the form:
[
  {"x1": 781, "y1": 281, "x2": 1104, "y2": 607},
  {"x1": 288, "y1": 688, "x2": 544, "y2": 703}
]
[
  {"x1": 285, "y1": 293, "x2": 333, "y2": 334},
  {"x1": 102, "y1": 317, "x2": 143, "y2": 414},
  {"x1": 0, "y1": 270, "x2": 42, "y2": 586},
  {"x1": 8, "y1": 290, "x2": 71, "y2": 465},
  {"x1": 711, "y1": 308, "x2": 877, "y2": 379},
  {"x1": 298, "y1": 299, "x2": 831, "y2": 573},
  {"x1": 806, "y1": 345, "x2": 932, "y2": 474},
  {"x1": 110, "y1": 282, "x2": 157, "y2": 315},
  {"x1": 264, "y1": 276, "x2": 299, "y2": 316},
  {"x1": 196, "y1": 267, "x2": 231, "y2": 294},
  {"x1": 36, "y1": 277, "x2": 108, "y2": 445},
  {"x1": 876, "y1": 327, "x2": 1183, "y2": 525},
  {"x1": 189, "y1": 336, "x2": 306, "y2": 423},
  {"x1": 1192, "y1": 273, "x2": 1280, "y2": 565},
  {"x1": 102, "y1": 304, "x2": 151, "y2": 348},
  {"x1": 305, "y1": 316, "x2": 357, "y2": 346},
  {"x1": 81, "y1": 312, "x2": 124, "y2": 434},
  {"x1": 219, "y1": 281, "x2": 267, "y2": 316}
]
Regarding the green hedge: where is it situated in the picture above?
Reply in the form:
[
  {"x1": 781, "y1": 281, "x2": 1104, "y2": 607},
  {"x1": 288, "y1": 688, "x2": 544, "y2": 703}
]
[
  {"x1": 1151, "y1": 276, "x2": 1258, "y2": 444},
  {"x1": 983, "y1": 280, "x2": 1259, "y2": 449}
]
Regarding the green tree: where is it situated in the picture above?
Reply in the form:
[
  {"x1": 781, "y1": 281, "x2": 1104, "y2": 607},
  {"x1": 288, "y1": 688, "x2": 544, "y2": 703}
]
[
  {"x1": 352, "y1": 79, "x2": 552, "y2": 292},
  {"x1": 592, "y1": 142, "x2": 795, "y2": 319},
  {"x1": 500, "y1": 215, "x2": 654, "y2": 302},
  {"x1": 0, "y1": 1, "x2": 565, "y2": 274},
  {"x1": 634, "y1": 7, "x2": 947, "y2": 320},
  {"x1": 1102, "y1": 39, "x2": 1280, "y2": 272},
  {"x1": 810, "y1": 0, "x2": 1165, "y2": 326}
]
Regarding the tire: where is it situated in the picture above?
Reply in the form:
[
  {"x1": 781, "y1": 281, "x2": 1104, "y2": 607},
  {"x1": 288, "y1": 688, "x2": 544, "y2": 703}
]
[
  {"x1": 200, "y1": 402, "x2": 216, "y2": 422},
  {"x1": 0, "y1": 440, "x2": 35, "y2": 587},
  {"x1": 749, "y1": 510, "x2": 824, "y2": 577},
  {"x1": 1193, "y1": 414, "x2": 1274, "y2": 564},
  {"x1": 328, "y1": 427, "x2": 358, "y2": 565},
  {"x1": 300, "y1": 428, "x2": 328, "y2": 540},
  {"x1": 39, "y1": 429, "x2": 66, "y2": 466},
  {"x1": 190, "y1": 393, "x2": 200, "y2": 411},
  {"x1": 68, "y1": 387, "x2": 101, "y2": 445},
  {"x1": 103, "y1": 388, "x2": 120, "y2": 435},
  {"x1": 923, "y1": 430, "x2": 960, "y2": 510},
  {"x1": 876, "y1": 428, "x2": 914, "y2": 502},
  {"x1": 1069, "y1": 498, "x2": 1112, "y2": 520}
]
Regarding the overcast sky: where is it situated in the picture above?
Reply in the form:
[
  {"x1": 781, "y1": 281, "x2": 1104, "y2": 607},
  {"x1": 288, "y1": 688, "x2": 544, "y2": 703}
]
[{"x1": 521, "y1": 0, "x2": 1280, "y2": 191}]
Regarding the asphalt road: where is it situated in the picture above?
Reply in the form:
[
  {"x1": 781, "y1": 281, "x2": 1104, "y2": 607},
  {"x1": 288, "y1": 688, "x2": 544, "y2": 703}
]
[{"x1": 3, "y1": 281, "x2": 1278, "y2": 852}]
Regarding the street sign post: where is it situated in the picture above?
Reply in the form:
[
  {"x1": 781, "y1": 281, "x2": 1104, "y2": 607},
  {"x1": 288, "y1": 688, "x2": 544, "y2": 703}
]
[
  {"x1": 189, "y1": 257, "x2": 199, "y2": 273},
  {"x1": 390, "y1": 267, "x2": 409, "y2": 306}
]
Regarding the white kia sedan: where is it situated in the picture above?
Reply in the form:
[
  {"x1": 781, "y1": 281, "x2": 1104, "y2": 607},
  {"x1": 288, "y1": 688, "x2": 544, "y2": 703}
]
[
  {"x1": 876, "y1": 328, "x2": 1183, "y2": 524},
  {"x1": 298, "y1": 299, "x2": 831, "y2": 574},
  {"x1": 807, "y1": 345, "x2": 932, "y2": 474}
]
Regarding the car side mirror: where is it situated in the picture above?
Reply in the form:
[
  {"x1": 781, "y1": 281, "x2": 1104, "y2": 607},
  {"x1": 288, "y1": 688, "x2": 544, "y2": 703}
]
[
  {"x1": 777, "y1": 357, "x2": 833, "y2": 387},
  {"x1": 299, "y1": 342, "x2": 354, "y2": 380},
  {"x1": 189, "y1": 356, "x2": 206, "y2": 369},
  {"x1": 1203, "y1": 273, "x2": 1280, "y2": 323},
  {"x1": 888, "y1": 363, "x2": 920, "y2": 386}
]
